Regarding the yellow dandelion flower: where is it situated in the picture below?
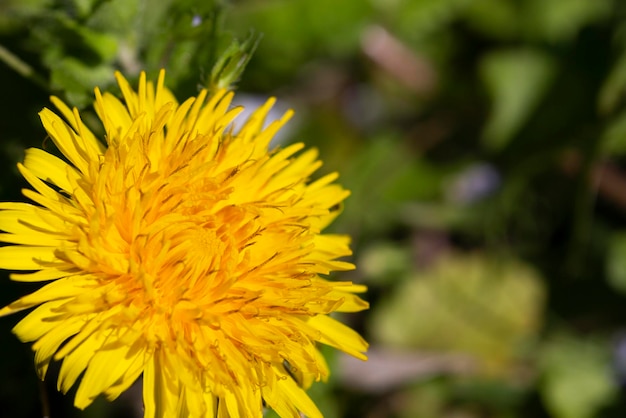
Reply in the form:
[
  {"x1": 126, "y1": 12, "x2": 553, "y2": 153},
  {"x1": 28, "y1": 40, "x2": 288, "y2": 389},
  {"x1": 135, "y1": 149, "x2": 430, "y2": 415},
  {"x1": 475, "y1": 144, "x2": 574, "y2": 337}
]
[{"x1": 0, "y1": 70, "x2": 368, "y2": 417}]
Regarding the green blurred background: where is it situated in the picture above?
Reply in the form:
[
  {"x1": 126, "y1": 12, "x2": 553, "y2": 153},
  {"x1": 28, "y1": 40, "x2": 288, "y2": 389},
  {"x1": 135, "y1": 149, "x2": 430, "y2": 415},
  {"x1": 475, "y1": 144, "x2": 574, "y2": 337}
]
[{"x1": 2, "y1": 0, "x2": 626, "y2": 417}]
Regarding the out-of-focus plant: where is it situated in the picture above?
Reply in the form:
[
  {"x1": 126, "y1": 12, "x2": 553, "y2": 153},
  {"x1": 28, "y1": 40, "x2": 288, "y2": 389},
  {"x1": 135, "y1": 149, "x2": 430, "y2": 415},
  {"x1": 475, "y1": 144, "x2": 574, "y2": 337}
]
[
  {"x1": 0, "y1": 0, "x2": 254, "y2": 106},
  {"x1": 371, "y1": 253, "x2": 545, "y2": 378}
]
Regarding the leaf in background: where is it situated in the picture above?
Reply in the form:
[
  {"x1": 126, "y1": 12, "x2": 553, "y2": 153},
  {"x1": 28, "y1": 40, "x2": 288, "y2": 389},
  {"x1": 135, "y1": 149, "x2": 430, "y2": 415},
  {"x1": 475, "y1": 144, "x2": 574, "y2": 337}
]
[
  {"x1": 85, "y1": 0, "x2": 143, "y2": 36},
  {"x1": 338, "y1": 134, "x2": 445, "y2": 234},
  {"x1": 61, "y1": 17, "x2": 119, "y2": 62},
  {"x1": 369, "y1": 253, "x2": 545, "y2": 377},
  {"x1": 225, "y1": 0, "x2": 373, "y2": 80},
  {"x1": 480, "y1": 49, "x2": 556, "y2": 151},
  {"x1": 606, "y1": 232, "x2": 626, "y2": 294},
  {"x1": 599, "y1": 52, "x2": 626, "y2": 116},
  {"x1": 540, "y1": 335, "x2": 617, "y2": 418},
  {"x1": 264, "y1": 409, "x2": 280, "y2": 418},
  {"x1": 376, "y1": 0, "x2": 470, "y2": 41},
  {"x1": 0, "y1": 0, "x2": 227, "y2": 96},
  {"x1": 0, "y1": 0, "x2": 51, "y2": 32},
  {"x1": 359, "y1": 242, "x2": 413, "y2": 285},
  {"x1": 600, "y1": 109, "x2": 626, "y2": 156},
  {"x1": 49, "y1": 58, "x2": 115, "y2": 108},
  {"x1": 524, "y1": 0, "x2": 612, "y2": 43},
  {"x1": 398, "y1": 380, "x2": 448, "y2": 418},
  {"x1": 463, "y1": 0, "x2": 519, "y2": 40},
  {"x1": 68, "y1": 0, "x2": 99, "y2": 19}
]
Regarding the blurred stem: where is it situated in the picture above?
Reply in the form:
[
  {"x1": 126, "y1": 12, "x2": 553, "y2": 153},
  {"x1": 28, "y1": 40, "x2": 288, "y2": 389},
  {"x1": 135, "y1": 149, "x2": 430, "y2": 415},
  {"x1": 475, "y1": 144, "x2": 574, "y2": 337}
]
[
  {"x1": 0, "y1": 44, "x2": 48, "y2": 91},
  {"x1": 567, "y1": 140, "x2": 600, "y2": 279},
  {"x1": 38, "y1": 380, "x2": 50, "y2": 418}
]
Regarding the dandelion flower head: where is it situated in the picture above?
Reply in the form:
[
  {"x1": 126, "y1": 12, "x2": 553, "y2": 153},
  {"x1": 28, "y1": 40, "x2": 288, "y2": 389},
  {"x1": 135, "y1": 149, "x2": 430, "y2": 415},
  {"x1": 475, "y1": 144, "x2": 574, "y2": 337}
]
[{"x1": 0, "y1": 70, "x2": 368, "y2": 417}]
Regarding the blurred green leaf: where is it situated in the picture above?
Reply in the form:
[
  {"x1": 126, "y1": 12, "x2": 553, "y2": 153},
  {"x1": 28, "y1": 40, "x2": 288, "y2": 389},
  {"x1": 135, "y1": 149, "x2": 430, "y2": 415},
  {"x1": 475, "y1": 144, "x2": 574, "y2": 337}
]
[
  {"x1": 376, "y1": 0, "x2": 470, "y2": 41},
  {"x1": 0, "y1": 0, "x2": 51, "y2": 32},
  {"x1": 63, "y1": 19, "x2": 118, "y2": 62},
  {"x1": 600, "y1": 109, "x2": 626, "y2": 156},
  {"x1": 524, "y1": 0, "x2": 612, "y2": 43},
  {"x1": 451, "y1": 378, "x2": 528, "y2": 411},
  {"x1": 70, "y1": 0, "x2": 99, "y2": 19},
  {"x1": 606, "y1": 232, "x2": 626, "y2": 294},
  {"x1": 463, "y1": 0, "x2": 519, "y2": 39},
  {"x1": 369, "y1": 253, "x2": 545, "y2": 377},
  {"x1": 359, "y1": 242, "x2": 413, "y2": 285},
  {"x1": 385, "y1": 158, "x2": 446, "y2": 202},
  {"x1": 540, "y1": 335, "x2": 617, "y2": 418},
  {"x1": 398, "y1": 202, "x2": 474, "y2": 230},
  {"x1": 340, "y1": 134, "x2": 446, "y2": 234},
  {"x1": 264, "y1": 408, "x2": 280, "y2": 418},
  {"x1": 305, "y1": 380, "x2": 340, "y2": 418},
  {"x1": 85, "y1": 0, "x2": 142, "y2": 35},
  {"x1": 49, "y1": 58, "x2": 115, "y2": 108},
  {"x1": 226, "y1": 0, "x2": 373, "y2": 80},
  {"x1": 398, "y1": 380, "x2": 448, "y2": 418},
  {"x1": 599, "y1": 50, "x2": 626, "y2": 115},
  {"x1": 480, "y1": 49, "x2": 556, "y2": 150}
]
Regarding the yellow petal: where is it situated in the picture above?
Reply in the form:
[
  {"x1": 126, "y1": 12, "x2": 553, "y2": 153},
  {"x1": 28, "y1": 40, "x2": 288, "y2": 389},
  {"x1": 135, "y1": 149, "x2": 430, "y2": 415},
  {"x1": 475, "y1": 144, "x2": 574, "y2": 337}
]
[
  {"x1": 103, "y1": 349, "x2": 145, "y2": 401},
  {"x1": 49, "y1": 96, "x2": 105, "y2": 154},
  {"x1": 11, "y1": 299, "x2": 68, "y2": 341},
  {"x1": 94, "y1": 90, "x2": 132, "y2": 146},
  {"x1": 10, "y1": 268, "x2": 78, "y2": 282},
  {"x1": 333, "y1": 292, "x2": 370, "y2": 313},
  {"x1": 307, "y1": 314, "x2": 368, "y2": 361},
  {"x1": 33, "y1": 318, "x2": 84, "y2": 379},
  {"x1": 23, "y1": 147, "x2": 80, "y2": 192},
  {"x1": 263, "y1": 365, "x2": 322, "y2": 418},
  {"x1": 0, "y1": 246, "x2": 60, "y2": 270},
  {"x1": 143, "y1": 350, "x2": 179, "y2": 418},
  {"x1": 39, "y1": 109, "x2": 91, "y2": 174},
  {"x1": 6, "y1": 275, "x2": 96, "y2": 312},
  {"x1": 74, "y1": 342, "x2": 146, "y2": 409},
  {"x1": 58, "y1": 329, "x2": 109, "y2": 394},
  {"x1": 0, "y1": 207, "x2": 66, "y2": 242}
]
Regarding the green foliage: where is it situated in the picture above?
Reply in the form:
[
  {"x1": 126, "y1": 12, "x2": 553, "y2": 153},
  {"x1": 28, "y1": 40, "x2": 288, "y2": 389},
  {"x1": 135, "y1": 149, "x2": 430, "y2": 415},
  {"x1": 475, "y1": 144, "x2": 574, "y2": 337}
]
[
  {"x1": 370, "y1": 253, "x2": 545, "y2": 377},
  {"x1": 523, "y1": 0, "x2": 612, "y2": 43},
  {"x1": 480, "y1": 49, "x2": 557, "y2": 150},
  {"x1": 0, "y1": 0, "x2": 249, "y2": 106},
  {"x1": 606, "y1": 231, "x2": 626, "y2": 294},
  {"x1": 358, "y1": 242, "x2": 413, "y2": 286},
  {"x1": 540, "y1": 336, "x2": 617, "y2": 418}
]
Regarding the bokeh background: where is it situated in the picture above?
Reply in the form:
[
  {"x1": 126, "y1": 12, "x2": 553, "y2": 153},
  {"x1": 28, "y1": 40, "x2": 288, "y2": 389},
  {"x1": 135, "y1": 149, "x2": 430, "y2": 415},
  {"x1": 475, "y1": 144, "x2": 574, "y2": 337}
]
[{"x1": 1, "y1": 0, "x2": 626, "y2": 417}]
